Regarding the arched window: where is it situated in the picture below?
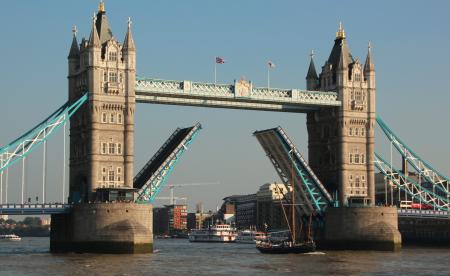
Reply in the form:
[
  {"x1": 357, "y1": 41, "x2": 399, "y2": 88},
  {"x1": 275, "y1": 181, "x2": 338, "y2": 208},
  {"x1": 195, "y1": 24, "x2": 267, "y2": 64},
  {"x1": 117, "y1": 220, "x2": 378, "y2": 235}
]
[
  {"x1": 110, "y1": 113, "x2": 115, "y2": 123},
  {"x1": 117, "y1": 113, "x2": 122, "y2": 124}
]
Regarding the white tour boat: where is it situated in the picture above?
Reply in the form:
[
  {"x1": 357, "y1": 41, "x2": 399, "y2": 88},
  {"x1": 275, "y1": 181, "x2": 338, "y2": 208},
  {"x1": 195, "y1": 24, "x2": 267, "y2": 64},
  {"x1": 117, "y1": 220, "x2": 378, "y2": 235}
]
[
  {"x1": 189, "y1": 224, "x2": 237, "y2": 242},
  {"x1": 0, "y1": 234, "x2": 22, "y2": 241},
  {"x1": 236, "y1": 230, "x2": 267, "y2": 244}
]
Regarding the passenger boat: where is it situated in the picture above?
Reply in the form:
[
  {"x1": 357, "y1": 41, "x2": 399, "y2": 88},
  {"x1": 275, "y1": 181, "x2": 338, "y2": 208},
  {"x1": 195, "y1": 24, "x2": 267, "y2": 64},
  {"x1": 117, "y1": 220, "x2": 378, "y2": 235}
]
[
  {"x1": 189, "y1": 224, "x2": 237, "y2": 242},
  {"x1": 0, "y1": 234, "x2": 21, "y2": 241},
  {"x1": 235, "y1": 230, "x2": 267, "y2": 244}
]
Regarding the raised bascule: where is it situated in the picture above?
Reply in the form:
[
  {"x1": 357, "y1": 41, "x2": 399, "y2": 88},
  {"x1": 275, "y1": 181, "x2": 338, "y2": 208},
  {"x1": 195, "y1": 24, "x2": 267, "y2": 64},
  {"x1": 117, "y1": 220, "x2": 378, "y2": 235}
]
[{"x1": 1, "y1": 2, "x2": 450, "y2": 253}]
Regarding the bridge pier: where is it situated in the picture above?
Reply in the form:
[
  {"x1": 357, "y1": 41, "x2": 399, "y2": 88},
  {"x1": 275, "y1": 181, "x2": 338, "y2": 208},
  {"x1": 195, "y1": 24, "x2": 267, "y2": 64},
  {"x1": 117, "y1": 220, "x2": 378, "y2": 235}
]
[
  {"x1": 50, "y1": 203, "x2": 153, "y2": 254},
  {"x1": 319, "y1": 206, "x2": 401, "y2": 251}
]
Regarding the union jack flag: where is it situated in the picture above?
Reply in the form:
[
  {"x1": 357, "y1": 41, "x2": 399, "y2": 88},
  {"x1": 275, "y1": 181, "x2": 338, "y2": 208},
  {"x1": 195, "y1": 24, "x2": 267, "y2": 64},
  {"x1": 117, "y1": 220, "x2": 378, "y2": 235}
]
[
  {"x1": 268, "y1": 61, "x2": 276, "y2": 68},
  {"x1": 216, "y1": 57, "x2": 225, "y2": 64}
]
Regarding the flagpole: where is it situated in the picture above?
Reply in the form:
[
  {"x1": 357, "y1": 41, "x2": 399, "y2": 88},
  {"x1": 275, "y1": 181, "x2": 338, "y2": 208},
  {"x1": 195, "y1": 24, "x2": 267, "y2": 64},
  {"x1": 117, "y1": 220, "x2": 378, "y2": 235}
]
[
  {"x1": 267, "y1": 65, "x2": 270, "y2": 91},
  {"x1": 214, "y1": 60, "x2": 217, "y2": 85}
]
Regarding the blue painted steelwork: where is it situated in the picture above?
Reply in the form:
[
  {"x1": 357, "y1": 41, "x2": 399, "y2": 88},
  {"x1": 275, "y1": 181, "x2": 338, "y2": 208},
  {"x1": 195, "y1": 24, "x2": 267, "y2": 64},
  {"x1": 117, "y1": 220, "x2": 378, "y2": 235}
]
[
  {"x1": 0, "y1": 94, "x2": 88, "y2": 173},
  {"x1": 254, "y1": 127, "x2": 333, "y2": 216},
  {"x1": 273, "y1": 127, "x2": 334, "y2": 215},
  {"x1": 136, "y1": 123, "x2": 202, "y2": 203},
  {"x1": 377, "y1": 116, "x2": 450, "y2": 200},
  {"x1": 374, "y1": 153, "x2": 450, "y2": 211},
  {"x1": 0, "y1": 204, "x2": 71, "y2": 215}
]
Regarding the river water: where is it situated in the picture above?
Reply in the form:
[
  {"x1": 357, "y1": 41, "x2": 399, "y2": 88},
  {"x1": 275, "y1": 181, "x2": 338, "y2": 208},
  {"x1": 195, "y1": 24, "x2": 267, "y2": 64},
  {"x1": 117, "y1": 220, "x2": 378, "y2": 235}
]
[{"x1": 0, "y1": 238, "x2": 449, "y2": 275}]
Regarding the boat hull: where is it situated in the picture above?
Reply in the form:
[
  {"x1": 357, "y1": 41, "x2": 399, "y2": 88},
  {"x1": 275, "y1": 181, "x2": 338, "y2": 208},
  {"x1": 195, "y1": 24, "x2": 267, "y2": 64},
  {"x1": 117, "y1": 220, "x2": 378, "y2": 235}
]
[{"x1": 256, "y1": 243, "x2": 316, "y2": 254}]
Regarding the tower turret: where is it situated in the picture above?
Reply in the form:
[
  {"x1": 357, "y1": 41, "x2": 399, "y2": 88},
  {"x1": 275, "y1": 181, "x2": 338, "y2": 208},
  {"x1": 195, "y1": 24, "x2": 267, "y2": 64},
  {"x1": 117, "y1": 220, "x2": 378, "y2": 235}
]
[
  {"x1": 364, "y1": 42, "x2": 376, "y2": 88},
  {"x1": 68, "y1": 26, "x2": 80, "y2": 75},
  {"x1": 306, "y1": 50, "x2": 319, "y2": 90}
]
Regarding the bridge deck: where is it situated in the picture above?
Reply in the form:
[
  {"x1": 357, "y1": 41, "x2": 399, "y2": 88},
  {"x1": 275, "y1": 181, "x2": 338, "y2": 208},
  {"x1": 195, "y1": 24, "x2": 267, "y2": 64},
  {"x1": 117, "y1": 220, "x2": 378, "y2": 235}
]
[
  {"x1": 0, "y1": 204, "x2": 71, "y2": 215},
  {"x1": 134, "y1": 123, "x2": 201, "y2": 202},
  {"x1": 254, "y1": 126, "x2": 333, "y2": 216},
  {"x1": 135, "y1": 78, "x2": 341, "y2": 113}
]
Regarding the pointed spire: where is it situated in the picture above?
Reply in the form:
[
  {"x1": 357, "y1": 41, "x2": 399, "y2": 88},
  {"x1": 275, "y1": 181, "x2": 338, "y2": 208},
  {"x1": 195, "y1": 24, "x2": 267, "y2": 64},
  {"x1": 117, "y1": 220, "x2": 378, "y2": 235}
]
[
  {"x1": 123, "y1": 17, "x2": 136, "y2": 51},
  {"x1": 68, "y1": 26, "x2": 80, "y2": 59},
  {"x1": 88, "y1": 14, "x2": 100, "y2": 47},
  {"x1": 95, "y1": 2, "x2": 113, "y2": 45},
  {"x1": 337, "y1": 40, "x2": 348, "y2": 70},
  {"x1": 306, "y1": 50, "x2": 318, "y2": 80},
  {"x1": 364, "y1": 41, "x2": 375, "y2": 72}
]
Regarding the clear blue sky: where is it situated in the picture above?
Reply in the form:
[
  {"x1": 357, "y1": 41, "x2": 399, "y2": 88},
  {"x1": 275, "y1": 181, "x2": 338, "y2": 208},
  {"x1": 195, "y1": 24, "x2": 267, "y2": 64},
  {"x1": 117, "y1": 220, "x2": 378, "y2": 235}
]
[{"x1": 1, "y1": 0, "x2": 449, "y2": 212}]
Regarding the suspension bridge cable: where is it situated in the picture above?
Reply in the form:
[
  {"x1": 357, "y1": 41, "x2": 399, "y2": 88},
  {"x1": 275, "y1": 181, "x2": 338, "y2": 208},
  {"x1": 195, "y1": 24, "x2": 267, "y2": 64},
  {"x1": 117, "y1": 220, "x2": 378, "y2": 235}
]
[
  {"x1": 62, "y1": 122, "x2": 66, "y2": 204},
  {"x1": 42, "y1": 129, "x2": 47, "y2": 204}
]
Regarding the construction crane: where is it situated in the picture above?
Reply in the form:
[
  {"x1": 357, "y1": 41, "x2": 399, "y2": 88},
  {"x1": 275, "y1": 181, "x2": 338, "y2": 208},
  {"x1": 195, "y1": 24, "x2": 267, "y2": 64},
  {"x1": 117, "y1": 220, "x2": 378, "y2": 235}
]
[
  {"x1": 155, "y1": 196, "x2": 188, "y2": 205},
  {"x1": 163, "y1": 182, "x2": 220, "y2": 205}
]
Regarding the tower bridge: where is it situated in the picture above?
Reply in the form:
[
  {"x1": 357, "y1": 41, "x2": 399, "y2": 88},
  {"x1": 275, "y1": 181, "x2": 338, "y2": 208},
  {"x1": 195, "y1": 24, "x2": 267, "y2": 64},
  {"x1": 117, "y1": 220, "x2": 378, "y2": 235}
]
[{"x1": 1, "y1": 2, "x2": 449, "y2": 252}]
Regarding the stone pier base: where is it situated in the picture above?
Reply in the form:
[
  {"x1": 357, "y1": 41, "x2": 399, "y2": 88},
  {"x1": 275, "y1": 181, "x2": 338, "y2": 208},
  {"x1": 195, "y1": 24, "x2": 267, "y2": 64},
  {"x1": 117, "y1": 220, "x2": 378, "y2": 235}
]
[
  {"x1": 51, "y1": 203, "x2": 153, "y2": 254},
  {"x1": 318, "y1": 206, "x2": 401, "y2": 251}
]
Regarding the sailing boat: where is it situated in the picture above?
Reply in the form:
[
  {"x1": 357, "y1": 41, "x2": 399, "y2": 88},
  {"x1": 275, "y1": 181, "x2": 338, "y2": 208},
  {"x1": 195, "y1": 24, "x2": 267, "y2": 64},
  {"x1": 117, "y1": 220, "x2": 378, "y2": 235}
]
[{"x1": 256, "y1": 151, "x2": 316, "y2": 254}]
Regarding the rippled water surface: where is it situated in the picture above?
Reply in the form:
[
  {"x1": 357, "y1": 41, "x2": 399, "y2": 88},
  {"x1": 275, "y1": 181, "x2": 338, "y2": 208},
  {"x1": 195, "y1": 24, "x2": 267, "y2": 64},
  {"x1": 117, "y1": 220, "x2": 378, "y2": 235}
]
[{"x1": 0, "y1": 238, "x2": 449, "y2": 275}]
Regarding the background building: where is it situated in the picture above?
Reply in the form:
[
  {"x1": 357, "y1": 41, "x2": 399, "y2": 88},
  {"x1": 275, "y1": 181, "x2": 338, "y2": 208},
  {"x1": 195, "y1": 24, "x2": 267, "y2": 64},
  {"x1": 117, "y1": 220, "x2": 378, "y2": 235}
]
[
  {"x1": 153, "y1": 204, "x2": 187, "y2": 235},
  {"x1": 256, "y1": 183, "x2": 291, "y2": 231}
]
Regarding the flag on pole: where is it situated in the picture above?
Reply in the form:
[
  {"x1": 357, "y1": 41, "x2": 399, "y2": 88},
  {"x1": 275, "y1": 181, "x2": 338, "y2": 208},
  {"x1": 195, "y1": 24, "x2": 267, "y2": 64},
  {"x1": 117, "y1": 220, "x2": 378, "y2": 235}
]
[
  {"x1": 268, "y1": 60, "x2": 276, "y2": 68},
  {"x1": 216, "y1": 57, "x2": 225, "y2": 64}
]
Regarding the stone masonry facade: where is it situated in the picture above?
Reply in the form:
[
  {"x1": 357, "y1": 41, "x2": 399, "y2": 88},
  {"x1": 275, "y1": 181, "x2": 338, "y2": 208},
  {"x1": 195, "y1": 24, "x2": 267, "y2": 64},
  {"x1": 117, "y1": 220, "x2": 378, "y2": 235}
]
[
  {"x1": 67, "y1": 4, "x2": 136, "y2": 203},
  {"x1": 306, "y1": 24, "x2": 376, "y2": 206}
]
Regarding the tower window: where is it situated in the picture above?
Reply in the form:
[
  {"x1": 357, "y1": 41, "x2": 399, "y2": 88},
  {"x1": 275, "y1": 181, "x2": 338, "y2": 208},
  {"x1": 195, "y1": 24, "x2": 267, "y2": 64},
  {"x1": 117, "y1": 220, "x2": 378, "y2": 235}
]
[
  {"x1": 355, "y1": 154, "x2": 360, "y2": 164},
  {"x1": 361, "y1": 127, "x2": 365, "y2": 136},
  {"x1": 101, "y1": 112, "x2": 107, "y2": 123},
  {"x1": 117, "y1": 113, "x2": 123, "y2": 124},
  {"x1": 117, "y1": 167, "x2": 122, "y2": 174},
  {"x1": 103, "y1": 72, "x2": 108, "y2": 82},
  {"x1": 355, "y1": 128, "x2": 359, "y2": 136},
  {"x1": 117, "y1": 143, "x2": 122, "y2": 154},
  {"x1": 349, "y1": 128, "x2": 353, "y2": 136},
  {"x1": 109, "y1": 72, "x2": 118, "y2": 83},
  {"x1": 109, "y1": 143, "x2": 116, "y2": 154},
  {"x1": 110, "y1": 113, "x2": 115, "y2": 123},
  {"x1": 108, "y1": 51, "x2": 118, "y2": 61},
  {"x1": 101, "y1": 143, "x2": 107, "y2": 154},
  {"x1": 108, "y1": 171, "x2": 115, "y2": 182},
  {"x1": 349, "y1": 154, "x2": 353, "y2": 164}
]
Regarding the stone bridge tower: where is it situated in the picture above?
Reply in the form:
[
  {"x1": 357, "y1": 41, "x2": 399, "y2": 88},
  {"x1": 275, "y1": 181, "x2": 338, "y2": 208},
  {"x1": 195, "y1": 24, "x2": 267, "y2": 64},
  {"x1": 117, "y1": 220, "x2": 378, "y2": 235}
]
[
  {"x1": 306, "y1": 25, "x2": 400, "y2": 250},
  {"x1": 68, "y1": 2, "x2": 136, "y2": 203},
  {"x1": 306, "y1": 24, "x2": 376, "y2": 207},
  {"x1": 52, "y1": 2, "x2": 152, "y2": 254}
]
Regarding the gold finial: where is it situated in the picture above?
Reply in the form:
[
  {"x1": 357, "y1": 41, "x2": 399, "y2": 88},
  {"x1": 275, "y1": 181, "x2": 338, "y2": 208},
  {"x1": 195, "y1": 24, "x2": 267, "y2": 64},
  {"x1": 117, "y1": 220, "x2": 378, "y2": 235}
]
[
  {"x1": 99, "y1": 0, "x2": 105, "y2": 13},
  {"x1": 368, "y1": 41, "x2": 372, "y2": 52},
  {"x1": 310, "y1": 49, "x2": 315, "y2": 59},
  {"x1": 336, "y1": 21, "x2": 346, "y2": 39}
]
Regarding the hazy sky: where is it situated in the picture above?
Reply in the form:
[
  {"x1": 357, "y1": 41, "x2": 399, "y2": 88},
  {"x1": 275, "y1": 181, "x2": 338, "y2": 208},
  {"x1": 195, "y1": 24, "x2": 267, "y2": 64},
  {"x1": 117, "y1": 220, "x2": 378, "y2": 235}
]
[{"x1": 1, "y1": 0, "x2": 449, "y2": 212}]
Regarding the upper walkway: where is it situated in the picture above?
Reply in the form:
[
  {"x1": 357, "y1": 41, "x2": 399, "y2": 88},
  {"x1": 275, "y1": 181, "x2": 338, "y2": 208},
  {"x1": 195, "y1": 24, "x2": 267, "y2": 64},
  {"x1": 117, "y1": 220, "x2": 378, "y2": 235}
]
[
  {"x1": 0, "y1": 204, "x2": 71, "y2": 215},
  {"x1": 135, "y1": 78, "x2": 341, "y2": 113}
]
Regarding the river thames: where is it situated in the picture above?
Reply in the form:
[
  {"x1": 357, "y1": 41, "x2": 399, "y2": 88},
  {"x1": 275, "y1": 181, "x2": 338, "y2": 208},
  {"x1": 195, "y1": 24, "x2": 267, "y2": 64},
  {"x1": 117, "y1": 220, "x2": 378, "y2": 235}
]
[{"x1": 0, "y1": 238, "x2": 449, "y2": 275}]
